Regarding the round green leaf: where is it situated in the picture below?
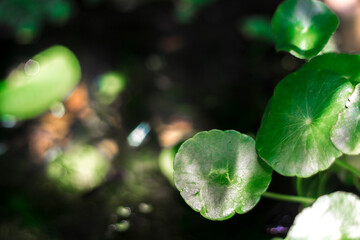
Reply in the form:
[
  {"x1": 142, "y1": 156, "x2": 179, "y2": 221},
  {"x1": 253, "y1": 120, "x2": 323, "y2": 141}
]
[
  {"x1": 301, "y1": 53, "x2": 360, "y2": 84},
  {"x1": 174, "y1": 129, "x2": 272, "y2": 220},
  {"x1": 256, "y1": 69, "x2": 353, "y2": 177},
  {"x1": 0, "y1": 45, "x2": 81, "y2": 120},
  {"x1": 287, "y1": 191, "x2": 360, "y2": 240},
  {"x1": 331, "y1": 84, "x2": 360, "y2": 155},
  {"x1": 272, "y1": 0, "x2": 339, "y2": 59}
]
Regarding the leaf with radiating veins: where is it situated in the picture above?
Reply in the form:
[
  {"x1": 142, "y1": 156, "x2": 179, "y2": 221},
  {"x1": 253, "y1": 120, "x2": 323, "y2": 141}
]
[{"x1": 256, "y1": 69, "x2": 353, "y2": 177}]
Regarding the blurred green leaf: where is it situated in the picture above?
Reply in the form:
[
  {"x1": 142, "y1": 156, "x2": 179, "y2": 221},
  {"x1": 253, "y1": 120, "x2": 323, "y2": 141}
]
[
  {"x1": 46, "y1": 144, "x2": 110, "y2": 192},
  {"x1": 96, "y1": 71, "x2": 126, "y2": 105},
  {"x1": 240, "y1": 16, "x2": 274, "y2": 43},
  {"x1": 0, "y1": 45, "x2": 81, "y2": 120},
  {"x1": 175, "y1": 0, "x2": 215, "y2": 23},
  {"x1": 272, "y1": 0, "x2": 338, "y2": 59},
  {"x1": 174, "y1": 130, "x2": 272, "y2": 220},
  {"x1": 296, "y1": 172, "x2": 332, "y2": 199},
  {"x1": 287, "y1": 192, "x2": 360, "y2": 240},
  {"x1": 158, "y1": 147, "x2": 176, "y2": 186},
  {"x1": 334, "y1": 155, "x2": 360, "y2": 192},
  {"x1": 0, "y1": 0, "x2": 73, "y2": 43},
  {"x1": 256, "y1": 69, "x2": 353, "y2": 177},
  {"x1": 47, "y1": 0, "x2": 71, "y2": 24}
]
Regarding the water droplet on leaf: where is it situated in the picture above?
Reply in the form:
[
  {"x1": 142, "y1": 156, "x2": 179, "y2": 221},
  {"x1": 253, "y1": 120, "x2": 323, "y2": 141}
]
[{"x1": 24, "y1": 59, "x2": 40, "y2": 76}]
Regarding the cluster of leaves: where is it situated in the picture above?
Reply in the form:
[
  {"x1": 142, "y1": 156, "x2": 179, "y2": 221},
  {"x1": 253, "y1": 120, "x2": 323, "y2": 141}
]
[{"x1": 173, "y1": 0, "x2": 360, "y2": 238}]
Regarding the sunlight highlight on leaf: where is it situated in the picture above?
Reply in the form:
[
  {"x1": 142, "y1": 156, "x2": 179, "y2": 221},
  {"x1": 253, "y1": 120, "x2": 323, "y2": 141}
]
[
  {"x1": 287, "y1": 192, "x2": 360, "y2": 240},
  {"x1": 331, "y1": 84, "x2": 360, "y2": 155},
  {"x1": 272, "y1": 0, "x2": 338, "y2": 59}
]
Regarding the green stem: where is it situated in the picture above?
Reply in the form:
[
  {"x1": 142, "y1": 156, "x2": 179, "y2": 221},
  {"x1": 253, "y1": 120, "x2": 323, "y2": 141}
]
[
  {"x1": 354, "y1": 177, "x2": 360, "y2": 191},
  {"x1": 334, "y1": 159, "x2": 360, "y2": 178},
  {"x1": 263, "y1": 191, "x2": 315, "y2": 205},
  {"x1": 296, "y1": 177, "x2": 303, "y2": 196},
  {"x1": 317, "y1": 172, "x2": 328, "y2": 196}
]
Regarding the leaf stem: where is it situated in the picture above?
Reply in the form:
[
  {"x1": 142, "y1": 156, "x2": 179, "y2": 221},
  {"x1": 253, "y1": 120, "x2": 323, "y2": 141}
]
[
  {"x1": 262, "y1": 191, "x2": 315, "y2": 204},
  {"x1": 334, "y1": 159, "x2": 360, "y2": 178},
  {"x1": 296, "y1": 177, "x2": 303, "y2": 196},
  {"x1": 317, "y1": 172, "x2": 328, "y2": 196}
]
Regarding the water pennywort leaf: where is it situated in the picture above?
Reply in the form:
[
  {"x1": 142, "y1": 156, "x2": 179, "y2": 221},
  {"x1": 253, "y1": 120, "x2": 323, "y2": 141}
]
[
  {"x1": 272, "y1": 0, "x2": 338, "y2": 59},
  {"x1": 286, "y1": 192, "x2": 360, "y2": 240},
  {"x1": 301, "y1": 53, "x2": 360, "y2": 85},
  {"x1": 331, "y1": 84, "x2": 360, "y2": 155},
  {"x1": 174, "y1": 130, "x2": 272, "y2": 220},
  {"x1": 256, "y1": 69, "x2": 353, "y2": 177}
]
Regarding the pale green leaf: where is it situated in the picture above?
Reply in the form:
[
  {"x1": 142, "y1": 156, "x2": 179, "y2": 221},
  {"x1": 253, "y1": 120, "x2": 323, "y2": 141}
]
[
  {"x1": 0, "y1": 45, "x2": 81, "y2": 120},
  {"x1": 287, "y1": 192, "x2": 360, "y2": 240},
  {"x1": 174, "y1": 130, "x2": 272, "y2": 220},
  {"x1": 331, "y1": 84, "x2": 360, "y2": 155}
]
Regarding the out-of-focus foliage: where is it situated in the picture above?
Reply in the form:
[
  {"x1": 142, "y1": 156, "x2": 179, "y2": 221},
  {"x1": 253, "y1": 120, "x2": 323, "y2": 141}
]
[
  {"x1": 334, "y1": 154, "x2": 360, "y2": 191},
  {"x1": 296, "y1": 172, "x2": 333, "y2": 200},
  {"x1": 240, "y1": 17, "x2": 274, "y2": 43},
  {"x1": 0, "y1": 45, "x2": 81, "y2": 121},
  {"x1": 0, "y1": 222, "x2": 50, "y2": 240},
  {"x1": 158, "y1": 145, "x2": 180, "y2": 186},
  {"x1": 46, "y1": 144, "x2": 110, "y2": 192},
  {"x1": 175, "y1": 0, "x2": 215, "y2": 23},
  {"x1": 0, "y1": 0, "x2": 72, "y2": 43},
  {"x1": 96, "y1": 72, "x2": 126, "y2": 105}
]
